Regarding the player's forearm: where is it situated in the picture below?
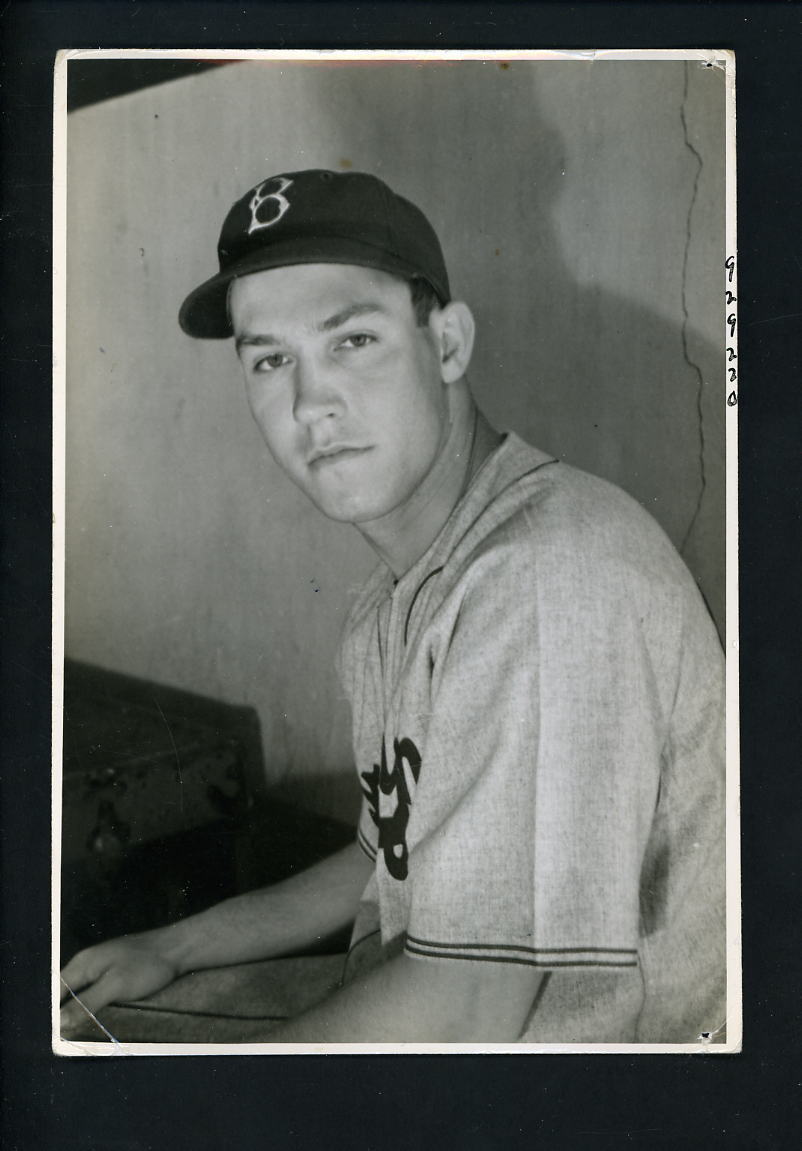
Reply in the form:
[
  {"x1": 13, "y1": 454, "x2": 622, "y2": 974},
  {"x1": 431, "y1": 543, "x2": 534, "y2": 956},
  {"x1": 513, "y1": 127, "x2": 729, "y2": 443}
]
[
  {"x1": 152, "y1": 840, "x2": 372, "y2": 976},
  {"x1": 262, "y1": 952, "x2": 544, "y2": 1043}
]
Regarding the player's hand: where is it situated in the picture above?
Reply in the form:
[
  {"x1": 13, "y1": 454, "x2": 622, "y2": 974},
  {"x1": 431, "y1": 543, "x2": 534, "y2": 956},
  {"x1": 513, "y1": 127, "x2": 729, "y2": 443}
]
[{"x1": 59, "y1": 932, "x2": 180, "y2": 1035}]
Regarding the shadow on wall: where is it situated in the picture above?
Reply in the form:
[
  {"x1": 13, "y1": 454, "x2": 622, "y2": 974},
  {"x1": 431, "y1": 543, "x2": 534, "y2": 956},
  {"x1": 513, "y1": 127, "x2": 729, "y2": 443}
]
[
  {"x1": 476, "y1": 116, "x2": 724, "y2": 636},
  {"x1": 305, "y1": 61, "x2": 724, "y2": 635}
]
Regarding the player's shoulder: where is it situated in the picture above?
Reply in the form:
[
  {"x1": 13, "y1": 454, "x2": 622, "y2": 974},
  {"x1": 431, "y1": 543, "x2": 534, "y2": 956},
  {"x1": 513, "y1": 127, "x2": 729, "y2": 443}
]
[{"x1": 454, "y1": 434, "x2": 679, "y2": 581}]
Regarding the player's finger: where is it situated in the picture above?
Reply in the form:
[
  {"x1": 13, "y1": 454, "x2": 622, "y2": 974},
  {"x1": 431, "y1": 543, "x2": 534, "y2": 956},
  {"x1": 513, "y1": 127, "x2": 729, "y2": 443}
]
[
  {"x1": 71, "y1": 969, "x2": 126, "y2": 1017},
  {"x1": 59, "y1": 966, "x2": 92, "y2": 1003},
  {"x1": 60, "y1": 993, "x2": 96, "y2": 1033},
  {"x1": 60, "y1": 946, "x2": 114, "y2": 1001},
  {"x1": 60, "y1": 969, "x2": 125, "y2": 1035},
  {"x1": 60, "y1": 998, "x2": 89, "y2": 1034},
  {"x1": 60, "y1": 990, "x2": 94, "y2": 1034}
]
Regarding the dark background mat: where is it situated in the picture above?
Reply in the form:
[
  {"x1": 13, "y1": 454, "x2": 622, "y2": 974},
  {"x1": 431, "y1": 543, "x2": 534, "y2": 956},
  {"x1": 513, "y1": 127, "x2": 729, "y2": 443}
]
[{"x1": 2, "y1": 2, "x2": 800, "y2": 1148}]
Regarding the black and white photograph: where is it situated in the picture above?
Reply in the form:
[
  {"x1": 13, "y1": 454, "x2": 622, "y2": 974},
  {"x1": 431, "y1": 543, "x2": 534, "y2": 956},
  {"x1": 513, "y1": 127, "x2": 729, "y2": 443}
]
[{"x1": 53, "y1": 49, "x2": 738, "y2": 1053}]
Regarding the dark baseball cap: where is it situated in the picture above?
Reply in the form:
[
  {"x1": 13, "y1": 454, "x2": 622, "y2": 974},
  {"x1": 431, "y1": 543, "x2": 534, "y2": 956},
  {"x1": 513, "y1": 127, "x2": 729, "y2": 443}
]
[{"x1": 178, "y1": 168, "x2": 451, "y2": 339}]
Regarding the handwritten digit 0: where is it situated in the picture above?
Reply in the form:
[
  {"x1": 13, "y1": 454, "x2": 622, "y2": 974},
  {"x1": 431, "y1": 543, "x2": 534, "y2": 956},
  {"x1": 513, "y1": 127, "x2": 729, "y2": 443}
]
[{"x1": 727, "y1": 391, "x2": 738, "y2": 407}]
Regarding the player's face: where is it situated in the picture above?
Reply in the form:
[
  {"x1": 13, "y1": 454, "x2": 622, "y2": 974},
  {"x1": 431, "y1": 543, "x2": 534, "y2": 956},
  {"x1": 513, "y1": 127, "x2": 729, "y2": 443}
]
[{"x1": 231, "y1": 264, "x2": 451, "y2": 523}]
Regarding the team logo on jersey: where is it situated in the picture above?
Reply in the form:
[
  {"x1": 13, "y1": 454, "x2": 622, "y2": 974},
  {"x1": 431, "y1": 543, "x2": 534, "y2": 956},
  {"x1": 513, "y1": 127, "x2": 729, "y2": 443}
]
[
  {"x1": 247, "y1": 176, "x2": 293, "y2": 235},
  {"x1": 360, "y1": 736, "x2": 421, "y2": 881}
]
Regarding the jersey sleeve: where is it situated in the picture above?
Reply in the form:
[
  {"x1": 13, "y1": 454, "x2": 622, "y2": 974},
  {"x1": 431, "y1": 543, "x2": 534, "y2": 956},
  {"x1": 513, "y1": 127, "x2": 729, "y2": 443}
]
[
  {"x1": 399, "y1": 512, "x2": 704, "y2": 972},
  {"x1": 357, "y1": 796, "x2": 379, "y2": 862}
]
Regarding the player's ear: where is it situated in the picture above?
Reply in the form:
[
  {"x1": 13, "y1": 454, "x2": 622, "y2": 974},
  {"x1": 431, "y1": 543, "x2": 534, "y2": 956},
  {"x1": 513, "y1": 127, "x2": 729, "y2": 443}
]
[{"x1": 431, "y1": 301, "x2": 475, "y2": 383}]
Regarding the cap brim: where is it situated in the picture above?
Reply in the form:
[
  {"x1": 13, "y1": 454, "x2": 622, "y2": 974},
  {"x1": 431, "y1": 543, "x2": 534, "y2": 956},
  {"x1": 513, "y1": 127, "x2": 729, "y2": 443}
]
[{"x1": 178, "y1": 235, "x2": 450, "y2": 339}]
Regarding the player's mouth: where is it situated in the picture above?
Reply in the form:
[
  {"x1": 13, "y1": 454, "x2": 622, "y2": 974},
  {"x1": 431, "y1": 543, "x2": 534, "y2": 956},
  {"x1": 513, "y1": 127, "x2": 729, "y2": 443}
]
[{"x1": 308, "y1": 445, "x2": 374, "y2": 469}]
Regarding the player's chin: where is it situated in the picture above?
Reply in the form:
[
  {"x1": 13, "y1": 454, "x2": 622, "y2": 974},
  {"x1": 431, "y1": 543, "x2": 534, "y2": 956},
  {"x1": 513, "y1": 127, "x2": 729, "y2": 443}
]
[
  {"x1": 301, "y1": 473, "x2": 397, "y2": 524},
  {"x1": 296, "y1": 467, "x2": 388, "y2": 523},
  {"x1": 309, "y1": 489, "x2": 389, "y2": 524}
]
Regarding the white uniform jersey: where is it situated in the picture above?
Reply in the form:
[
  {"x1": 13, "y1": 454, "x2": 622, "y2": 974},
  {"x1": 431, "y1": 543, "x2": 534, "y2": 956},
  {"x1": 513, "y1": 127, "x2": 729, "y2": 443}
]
[{"x1": 338, "y1": 433, "x2": 726, "y2": 1043}]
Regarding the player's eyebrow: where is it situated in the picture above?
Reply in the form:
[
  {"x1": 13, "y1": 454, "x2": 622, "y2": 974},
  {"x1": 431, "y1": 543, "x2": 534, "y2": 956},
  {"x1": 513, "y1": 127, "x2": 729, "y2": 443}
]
[
  {"x1": 235, "y1": 302, "x2": 387, "y2": 354},
  {"x1": 235, "y1": 331, "x2": 280, "y2": 353},
  {"x1": 317, "y1": 302, "x2": 386, "y2": 332}
]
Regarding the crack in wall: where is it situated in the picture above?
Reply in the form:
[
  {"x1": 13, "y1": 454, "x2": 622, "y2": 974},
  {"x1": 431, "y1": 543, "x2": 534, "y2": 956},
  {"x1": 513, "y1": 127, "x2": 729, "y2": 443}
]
[{"x1": 679, "y1": 62, "x2": 707, "y2": 557}]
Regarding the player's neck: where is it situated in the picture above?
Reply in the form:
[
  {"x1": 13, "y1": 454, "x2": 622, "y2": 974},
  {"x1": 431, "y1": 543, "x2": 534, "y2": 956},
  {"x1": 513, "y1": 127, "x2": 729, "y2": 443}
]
[{"x1": 357, "y1": 393, "x2": 502, "y2": 578}]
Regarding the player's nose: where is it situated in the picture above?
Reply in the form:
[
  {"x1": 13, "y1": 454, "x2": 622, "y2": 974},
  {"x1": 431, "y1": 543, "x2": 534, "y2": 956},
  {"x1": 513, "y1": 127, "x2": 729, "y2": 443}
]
[{"x1": 292, "y1": 355, "x2": 345, "y2": 425}]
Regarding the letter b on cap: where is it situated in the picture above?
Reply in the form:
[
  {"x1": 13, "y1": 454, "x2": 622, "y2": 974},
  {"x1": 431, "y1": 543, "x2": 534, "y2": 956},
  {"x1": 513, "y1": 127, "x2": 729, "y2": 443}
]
[{"x1": 247, "y1": 176, "x2": 293, "y2": 235}]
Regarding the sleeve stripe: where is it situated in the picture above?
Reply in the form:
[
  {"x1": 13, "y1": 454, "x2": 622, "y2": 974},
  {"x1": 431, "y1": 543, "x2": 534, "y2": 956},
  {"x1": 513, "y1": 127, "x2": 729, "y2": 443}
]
[
  {"x1": 357, "y1": 827, "x2": 377, "y2": 860},
  {"x1": 405, "y1": 942, "x2": 638, "y2": 969},
  {"x1": 406, "y1": 934, "x2": 636, "y2": 956},
  {"x1": 405, "y1": 935, "x2": 638, "y2": 967}
]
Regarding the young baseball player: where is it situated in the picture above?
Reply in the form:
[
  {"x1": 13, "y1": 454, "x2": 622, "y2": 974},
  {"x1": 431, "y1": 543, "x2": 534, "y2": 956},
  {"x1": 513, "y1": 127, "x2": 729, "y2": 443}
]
[{"x1": 60, "y1": 169, "x2": 726, "y2": 1043}]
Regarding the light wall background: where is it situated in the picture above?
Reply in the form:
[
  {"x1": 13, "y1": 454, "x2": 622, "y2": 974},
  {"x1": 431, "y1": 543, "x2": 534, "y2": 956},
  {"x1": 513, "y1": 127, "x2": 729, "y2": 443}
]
[{"x1": 65, "y1": 59, "x2": 726, "y2": 822}]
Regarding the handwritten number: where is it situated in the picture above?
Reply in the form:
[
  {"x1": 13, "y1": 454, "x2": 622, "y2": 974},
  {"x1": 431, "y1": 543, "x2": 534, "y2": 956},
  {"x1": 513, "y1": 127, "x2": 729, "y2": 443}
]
[{"x1": 725, "y1": 258, "x2": 737, "y2": 408}]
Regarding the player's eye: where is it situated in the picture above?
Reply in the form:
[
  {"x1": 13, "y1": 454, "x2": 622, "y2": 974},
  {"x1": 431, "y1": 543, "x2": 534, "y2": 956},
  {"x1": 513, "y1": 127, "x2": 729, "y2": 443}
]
[
  {"x1": 338, "y1": 333, "x2": 376, "y2": 350},
  {"x1": 253, "y1": 352, "x2": 290, "y2": 373}
]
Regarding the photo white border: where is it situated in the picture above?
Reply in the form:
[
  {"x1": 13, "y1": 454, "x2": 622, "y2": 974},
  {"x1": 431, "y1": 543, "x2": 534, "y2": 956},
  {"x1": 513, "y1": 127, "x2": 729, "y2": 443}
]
[{"x1": 52, "y1": 46, "x2": 740, "y2": 1057}]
